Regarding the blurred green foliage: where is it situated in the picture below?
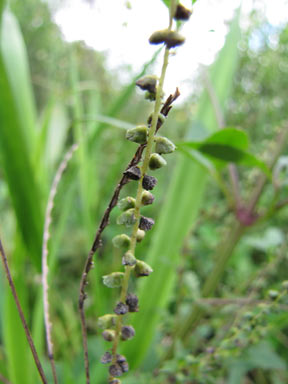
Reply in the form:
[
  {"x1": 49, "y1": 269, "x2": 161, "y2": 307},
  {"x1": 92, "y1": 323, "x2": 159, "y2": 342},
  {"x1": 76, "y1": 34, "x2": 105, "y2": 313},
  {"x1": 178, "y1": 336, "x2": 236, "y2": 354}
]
[{"x1": 0, "y1": 1, "x2": 288, "y2": 384}]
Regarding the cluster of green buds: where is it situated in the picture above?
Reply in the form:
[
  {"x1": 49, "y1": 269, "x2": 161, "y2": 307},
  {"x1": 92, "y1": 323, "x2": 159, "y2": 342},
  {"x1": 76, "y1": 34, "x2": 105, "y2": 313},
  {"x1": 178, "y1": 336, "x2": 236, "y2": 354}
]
[{"x1": 98, "y1": 3, "x2": 191, "y2": 383}]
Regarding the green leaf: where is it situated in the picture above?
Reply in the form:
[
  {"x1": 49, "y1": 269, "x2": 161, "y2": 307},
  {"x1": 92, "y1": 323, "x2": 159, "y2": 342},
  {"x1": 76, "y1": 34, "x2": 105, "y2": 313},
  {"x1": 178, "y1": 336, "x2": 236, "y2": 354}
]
[{"x1": 179, "y1": 128, "x2": 270, "y2": 175}]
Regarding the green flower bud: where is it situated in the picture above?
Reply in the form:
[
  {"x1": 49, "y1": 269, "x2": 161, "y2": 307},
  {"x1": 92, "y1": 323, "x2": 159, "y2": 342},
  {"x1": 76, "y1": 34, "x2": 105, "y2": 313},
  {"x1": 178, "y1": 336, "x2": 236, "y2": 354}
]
[
  {"x1": 103, "y1": 272, "x2": 124, "y2": 288},
  {"x1": 268, "y1": 290, "x2": 279, "y2": 300},
  {"x1": 149, "y1": 153, "x2": 167, "y2": 170},
  {"x1": 136, "y1": 229, "x2": 146, "y2": 243},
  {"x1": 112, "y1": 234, "x2": 131, "y2": 249},
  {"x1": 141, "y1": 190, "x2": 155, "y2": 206},
  {"x1": 149, "y1": 29, "x2": 185, "y2": 48},
  {"x1": 145, "y1": 91, "x2": 156, "y2": 101},
  {"x1": 117, "y1": 209, "x2": 136, "y2": 227},
  {"x1": 118, "y1": 196, "x2": 136, "y2": 211},
  {"x1": 134, "y1": 260, "x2": 153, "y2": 277},
  {"x1": 136, "y1": 75, "x2": 158, "y2": 93},
  {"x1": 102, "y1": 329, "x2": 116, "y2": 342},
  {"x1": 97, "y1": 314, "x2": 117, "y2": 329},
  {"x1": 174, "y1": 4, "x2": 192, "y2": 21},
  {"x1": 155, "y1": 136, "x2": 176, "y2": 154},
  {"x1": 122, "y1": 251, "x2": 137, "y2": 266},
  {"x1": 124, "y1": 165, "x2": 141, "y2": 180},
  {"x1": 126, "y1": 125, "x2": 148, "y2": 144}
]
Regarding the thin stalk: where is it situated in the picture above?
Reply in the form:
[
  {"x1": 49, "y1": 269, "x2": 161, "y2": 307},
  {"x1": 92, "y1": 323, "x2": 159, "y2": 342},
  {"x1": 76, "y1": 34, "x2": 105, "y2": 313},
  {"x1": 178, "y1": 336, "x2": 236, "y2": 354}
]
[
  {"x1": 42, "y1": 144, "x2": 78, "y2": 384},
  {"x1": 0, "y1": 239, "x2": 48, "y2": 384},
  {"x1": 111, "y1": 45, "x2": 171, "y2": 368}
]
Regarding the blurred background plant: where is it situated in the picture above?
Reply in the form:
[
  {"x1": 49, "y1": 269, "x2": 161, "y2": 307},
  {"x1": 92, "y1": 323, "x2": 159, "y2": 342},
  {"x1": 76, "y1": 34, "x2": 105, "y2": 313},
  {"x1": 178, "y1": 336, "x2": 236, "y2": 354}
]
[{"x1": 0, "y1": 0, "x2": 288, "y2": 383}]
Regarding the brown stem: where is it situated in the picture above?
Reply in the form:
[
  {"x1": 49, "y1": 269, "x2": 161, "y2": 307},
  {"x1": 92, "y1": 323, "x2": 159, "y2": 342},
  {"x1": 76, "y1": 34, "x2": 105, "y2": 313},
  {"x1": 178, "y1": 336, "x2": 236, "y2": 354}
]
[
  {"x1": 78, "y1": 91, "x2": 180, "y2": 383},
  {"x1": 0, "y1": 239, "x2": 48, "y2": 384}
]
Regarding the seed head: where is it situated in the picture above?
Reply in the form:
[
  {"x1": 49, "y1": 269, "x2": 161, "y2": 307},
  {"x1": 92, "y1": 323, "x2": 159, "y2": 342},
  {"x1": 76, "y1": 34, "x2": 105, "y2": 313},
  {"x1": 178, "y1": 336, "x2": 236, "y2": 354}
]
[
  {"x1": 126, "y1": 293, "x2": 139, "y2": 312},
  {"x1": 136, "y1": 229, "x2": 146, "y2": 243},
  {"x1": 124, "y1": 165, "x2": 141, "y2": 181},
  {"x1": 112, "y1": 234, "x2": 131, "y2": 249},
  {"x1": 109, "y1": 364, "x2": 123, "y2": 377},
  {"x1": 121, "y1": 325, "x2": 135, "y2": 341},
  {"x1": 116, "y1": 354, "x2": 127, "y2": 364},
  {"x1": 119, "y1": 361, "x2": 129, "y2": 373},
  {"x1": 97, "y1": 314, "x2": 117, "y2": 329},
  {"x1": 149, "y1": 29, "x2": 185, "y2": 48},
  {"x1": 139, "y1": 216, "x2": 154, "y2": 231},
  {"x1": 155, "y1": 136, "x2": 176, "y2": 154},
  {"x1": 118, "y1": 196, "x2": 136, "y2": 211},
  {"x1": 103, "y1": 272, "x2": 124, "y2": 288},
  {"x1": 114, "y1": 302, "x2": 129, "y2": 315},
  {"x1": 117, "y1": 208, "x2": 136, "y2": 227},
  {"x1": 126, "y1": 125, "x2": 148, "y2": 144},
  {"x1": 174, "y1": 4, "x2": 192, "y2": 21},
  {"x1": 122, "y1": 251, "x2": 137, "y2": 266},
  {"x1": 102, "y1": 329, "x2": 116, "y2": 342},
  {"x1": 101, "y1": 351, "x2": 113, "y2": 364},
  {"x1": 136, "y1": 75, "x2": 158, "y2": 93},
  {"x1": 134, "y1": 260, "x2": 153, "y2": 277},
  {"x1": 141, "y1": 190, "x2": 155, "y2": 206},
  {"x1": 149, "y1": 153, "x2": 167, "y2": 170},
  {"x1": 142, "y1": 174, "x2": 157, "y2": 190}
]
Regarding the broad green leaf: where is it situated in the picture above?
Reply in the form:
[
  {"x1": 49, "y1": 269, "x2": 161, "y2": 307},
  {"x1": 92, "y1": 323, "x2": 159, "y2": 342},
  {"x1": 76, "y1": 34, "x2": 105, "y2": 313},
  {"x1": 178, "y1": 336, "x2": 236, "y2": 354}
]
[
  {"x1": 179, "y1": 128, "x2": 270, "y2": 175},
  {"x1": 123, "y1": 9, "x2": 242, "y2": 367}
]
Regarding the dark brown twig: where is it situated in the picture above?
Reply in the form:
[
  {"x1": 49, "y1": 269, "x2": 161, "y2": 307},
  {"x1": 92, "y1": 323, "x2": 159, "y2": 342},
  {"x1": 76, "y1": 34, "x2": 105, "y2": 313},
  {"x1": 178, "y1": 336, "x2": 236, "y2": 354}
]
[
  {"x1": 78, "y1": 90, "x2": 180, "y2": 384},
  {"x1": 0, "y1": 239, "x2": 48, "y2": 384}
]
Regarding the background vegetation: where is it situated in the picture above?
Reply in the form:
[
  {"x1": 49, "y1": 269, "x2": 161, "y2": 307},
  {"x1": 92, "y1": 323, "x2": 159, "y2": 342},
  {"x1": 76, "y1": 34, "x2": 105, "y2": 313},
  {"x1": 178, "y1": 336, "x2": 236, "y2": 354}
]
[{"x1": 0, "y1": 0, "x2": 288, "y2": 383}]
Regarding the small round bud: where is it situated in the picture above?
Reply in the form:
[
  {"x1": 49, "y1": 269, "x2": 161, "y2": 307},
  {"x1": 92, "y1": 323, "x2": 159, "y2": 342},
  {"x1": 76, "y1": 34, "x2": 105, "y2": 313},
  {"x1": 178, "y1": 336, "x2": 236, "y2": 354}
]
[
  {"x1": 114, "y1": 302, "x2": 129, "y2": 315},
  {"x1": 147, "y1": 113, "x2": 165, "y2": 129},
  {"x1": 102, "y1": 329, "x2": 116, "y2": 342},
  {"x1": 121, "y1": 325, "x2": 135, "y2": 341},
  {"x1": 142, "y1": 175, "x2": 157, "y2": 190},
  {"x1": 112, "y1": 234, "x2": 131, "y2": 249},
  {"x1": 145, "y1": 91, "x2": 156, "y2": 101},
  {"x1": 117, "y1": 209, "x2": 136, "y2": 227},
  {"x1": 149, "y1": 29, "x2": 185, "y2": 48},
  {"x1": 126, "y1": 293, "x2": 139, "y2": 312},
  {"x1": 118, "y1": 196, "x2": 136, "y2": 211},
  {"x1": 122, "y1": 251, "x2": 137, "y2": 266},
  {"x1": 134, "y1": 260, "x2": 153, "y2": 277},
  {"x1": 124, "y1": 165, "x2": 141, "y2": 180},
  {"x1": 136, "y1": 229, "x2": 146, "y2": 243},
  {"x1": 141, "y1": 190, "x2": 155, "y2": 206},
  {"x1": 136, "y1": 75, "x2": 158, "y2": 93},
  {"x1": 174, "y1": 4, "x2": 192, "y2": 21},
  {"x1": 139, "y1": 216, "x2": 154, "y2": 231},
  {"x1": 116, "y1": 354, "x2": 127, "y2": 364},
  {"x1": 268, "y1": 290, "x2": 279, "y2": 300},
  {"x1": 109, "y1": 364, "x2": 123, "y2": 377},
  {"x1": 97, "y1": 314, "x2": 117, "y2": 329},
  {"x1": 155, "y1": 136, "x2": 176, "y2": 154},
  {"x1": 101, "y1": 351, "x2": 112, "y2": 364},
  {"x1": 126, "y1": 125, "x2": 148, "y2": 144},
  {"x1": 149, "y1": 153, "x2": 167, "y2": 170},
  {"x1": 103, "y1": 272, "x2": 124, "y2": 288},
  {"x1": 119, "y1": 361, "x2": 129, "y2": 373}
]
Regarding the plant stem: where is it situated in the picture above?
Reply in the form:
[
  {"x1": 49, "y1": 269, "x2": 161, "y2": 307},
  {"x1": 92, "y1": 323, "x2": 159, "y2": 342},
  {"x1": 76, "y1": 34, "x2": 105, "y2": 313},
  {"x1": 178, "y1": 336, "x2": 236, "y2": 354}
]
[{"x1": 0, "y1": 239, "x2": 48, "y2": 384}]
